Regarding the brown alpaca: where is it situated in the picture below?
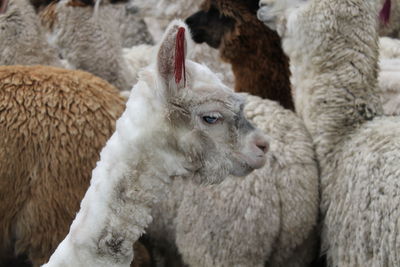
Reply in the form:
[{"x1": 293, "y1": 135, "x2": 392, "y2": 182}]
[
  {"x1": 0, "y1": 65, "x2": 149, "y2": 267},
  {"x1": 185, "y1": 0, "x2": 294, "y2": 110}
]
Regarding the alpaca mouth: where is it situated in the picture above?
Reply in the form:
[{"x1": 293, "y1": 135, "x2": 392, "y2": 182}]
[{"x1": 231, "y1": 152, "x2": 266, "y2": 177}]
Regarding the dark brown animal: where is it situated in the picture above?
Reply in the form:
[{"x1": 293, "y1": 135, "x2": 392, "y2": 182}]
[
  {"x1": 185, "y1": 0, "x2": 294, "y2": 110},
  {"x1": 0, "y1": 65, "x2": 150, "y2": 267}
]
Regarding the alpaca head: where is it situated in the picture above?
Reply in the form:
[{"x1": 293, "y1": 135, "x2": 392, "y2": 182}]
[
  {"x1": 185, "y1": 0, "x2": 260, "y2": 49},
  {"x1": 132, "y1": 20, "x2": 268, "y2": 184}
]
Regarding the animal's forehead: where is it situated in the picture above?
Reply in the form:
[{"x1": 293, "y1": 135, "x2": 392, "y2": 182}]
[
  {"x1": 184, "y1": 61, "x2": 245, "y2": 111},
  {"x1": 186, "y1": 86, "x2": 245, "y2": 113}
]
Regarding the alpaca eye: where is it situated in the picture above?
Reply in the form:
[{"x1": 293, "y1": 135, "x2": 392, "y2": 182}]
[{"x1": 203, "y1": 115, "x2": 219, "y2": 124}]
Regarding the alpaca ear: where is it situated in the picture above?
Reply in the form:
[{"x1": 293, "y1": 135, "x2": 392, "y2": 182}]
[
  {"x1": 157, "y1": 19, "x2": 193, "y2": 95},
  {"x1": 0, "y1": 0, "x2": 9, "y2": 14}
]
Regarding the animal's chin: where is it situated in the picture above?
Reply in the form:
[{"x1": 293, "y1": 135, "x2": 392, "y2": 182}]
[
  {"x1": 230, "y1": 153, "x2": 266, "y2": 177},
  {"x1": 257, "y1": 8, "x2": 277, "y2": 31}
]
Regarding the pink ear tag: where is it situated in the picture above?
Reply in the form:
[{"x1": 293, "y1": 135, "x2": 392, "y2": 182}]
[
  {"x1": 174, "y1": 27, "x2": 186, "y2": 87},
  {"x1": 380, "y1": 0, "x2": 392, "y2": 25}
]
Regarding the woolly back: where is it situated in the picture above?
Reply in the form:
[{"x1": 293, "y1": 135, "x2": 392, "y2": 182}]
[{"x1": 0, "y1": 65, "x2": 125, "y2": 263}]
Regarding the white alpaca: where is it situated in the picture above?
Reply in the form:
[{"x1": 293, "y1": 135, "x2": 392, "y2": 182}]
[
  {"x1": 43, "y1": 20, "x2": 268, "y2": 267},
  {"x1": 262, "y1": 0, "x2": 400, "y2": 266},
  {"x1": 258, "y1": 0, "x2": 400, "y2": 116},
  {"x1": 148, "y1": 95, "x2": 319, "y2": 267},
  {"x1": 258, "y1": 0, "x2": 399, "y2": 37}
]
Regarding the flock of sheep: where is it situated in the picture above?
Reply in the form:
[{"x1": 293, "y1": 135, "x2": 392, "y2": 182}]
[{"x1": 1, "y1": 0, "x2": 400, "y2": 267}]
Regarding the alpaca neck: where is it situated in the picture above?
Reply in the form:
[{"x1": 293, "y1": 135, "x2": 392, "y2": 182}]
[
  {"x1": 44, "y1": 82, "x2": 185, "y2": 267},
  {"x1": 288, "y1": 0, "x2": 383, "y2": 161},
  {"x1": 221, "y1": 16, "x2": 293, "y2": 110}
]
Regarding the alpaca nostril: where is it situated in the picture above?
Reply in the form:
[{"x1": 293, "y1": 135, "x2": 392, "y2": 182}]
[{"x1": 256, "y1": 140, "x2": 269, "y2": 154}]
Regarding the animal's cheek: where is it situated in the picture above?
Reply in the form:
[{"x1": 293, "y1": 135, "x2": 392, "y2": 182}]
[{"x1": 178, "y1": 129, "x2": 216, "y2": 161}]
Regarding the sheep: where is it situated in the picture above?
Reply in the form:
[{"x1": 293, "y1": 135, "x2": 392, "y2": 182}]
[
  {"x1": 132, "y1": 0, "x2": 235, "y2": 88},
  {"x1": 185, "y1": 0, "x2": 294, "y2": 110},
  {"x1": 260, "y1": 0, "x2": 400, "y2": 266},
  {"x1": 43, "y1": 19, "x2": 269, "y2": 267},
  {"x1": 39, "y1": 0, "x2": 135, "y2": 91},
  {"x1": 0, "y1": 65, "x2": 151, "y2": 267},
  {"x1": 0, "y1": 0, "x2": 62, "y2": 67}
]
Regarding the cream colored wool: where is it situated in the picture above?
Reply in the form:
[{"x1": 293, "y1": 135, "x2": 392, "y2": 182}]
[
  {"x1": 0, "y1": 0, "x2": 62, "y2": 67},
  {"x1": 263, "y1": 0, "x2": 400, "y2": 266},
  {"x1": 378, "y1": 37, "x2": 400, "y2": 116},
  {"x1": 378, "y1": 37, "x2": 400, "y2": 115},
  {"x1": 40, "y1": 0, "x2": 135, "y2": 91},
  {"x1": 103, "y1": 2, "x2": 154, "y2": 48},
  {"x1": 148, "y1": 95, "x2": 319, "y2": 267}
]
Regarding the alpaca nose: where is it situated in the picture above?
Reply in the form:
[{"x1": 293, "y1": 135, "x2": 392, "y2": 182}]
[{"x1": 255, "y1": 135, "x2": 269, "y2": 154}]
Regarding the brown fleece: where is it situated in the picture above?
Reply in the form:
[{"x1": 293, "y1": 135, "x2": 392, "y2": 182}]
[
  {"x1": 203, "y1": 0, "x2": 294, "y2": 110},
  {"x1": 0, "y1": 65, "x2": 149, "y2": 267}
]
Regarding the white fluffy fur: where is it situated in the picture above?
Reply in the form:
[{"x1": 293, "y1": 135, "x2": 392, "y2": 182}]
[
  {"x1": 122, "y1": 44, "x2": 155, "y2": 86},
  {"x1": 148, "y1": 95, "x2": 319, "y2": 267},
  {"x1": 42, "y1": 20, "x2": 191, "y2": 267},
  {"x1": 258, "y1": 2, "x2": 400, "y2": 115}
]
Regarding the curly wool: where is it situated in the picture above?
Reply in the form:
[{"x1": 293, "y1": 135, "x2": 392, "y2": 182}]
[{"x1": 0, "y1": 65, "x2": 127, "y2": 266}]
